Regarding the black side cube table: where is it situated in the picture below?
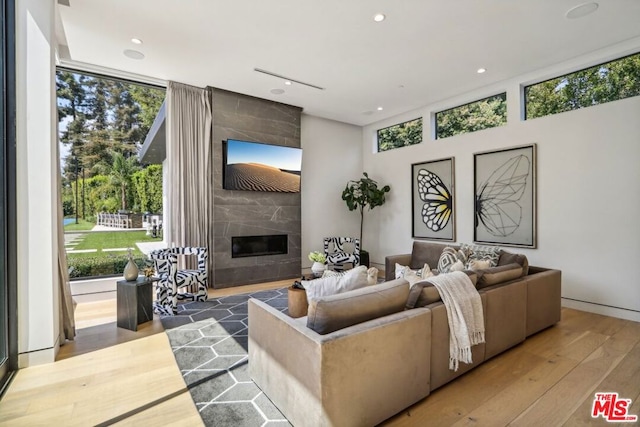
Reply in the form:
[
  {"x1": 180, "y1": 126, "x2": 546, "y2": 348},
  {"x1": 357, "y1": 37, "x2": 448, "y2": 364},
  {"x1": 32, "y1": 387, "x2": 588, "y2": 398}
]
[{"x1": 117, "y1": 277, "x2": 156, "y2": 331}]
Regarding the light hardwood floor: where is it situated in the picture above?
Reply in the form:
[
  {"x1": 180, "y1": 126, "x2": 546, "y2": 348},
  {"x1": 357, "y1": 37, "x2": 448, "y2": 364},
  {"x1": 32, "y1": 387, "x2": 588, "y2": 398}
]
[
  {"x1": 0, "y1": 280, "x2": 638, "y2": 426},
  {"x1": 0, "y1": 280, "x2": 290, "y2": 427},
  {"x1": 382, "y1": 308, "x2": 640, "y2": 427}
]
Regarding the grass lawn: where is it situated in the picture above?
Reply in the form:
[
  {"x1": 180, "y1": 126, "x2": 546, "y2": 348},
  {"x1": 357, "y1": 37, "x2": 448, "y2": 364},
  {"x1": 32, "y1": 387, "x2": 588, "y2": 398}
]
[
  {"x1": 65, "y1": 229, "x2": 162, "y2": 278},
  {"x1": 70, "y1": 230, "x2": 160, "y2": 256},
  {"x1": 63, "y1": 218, "x2": 96, "y2": 231}
]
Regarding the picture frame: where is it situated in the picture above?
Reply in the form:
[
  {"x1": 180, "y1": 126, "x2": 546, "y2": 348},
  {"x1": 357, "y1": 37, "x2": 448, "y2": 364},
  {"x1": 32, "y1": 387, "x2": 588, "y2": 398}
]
[
  {"x1": 411, "y1": 157, "x2": 455, "y2": 241},
  {"x1": 473, "y1": 144, "x2": 536, "y2": 248}
]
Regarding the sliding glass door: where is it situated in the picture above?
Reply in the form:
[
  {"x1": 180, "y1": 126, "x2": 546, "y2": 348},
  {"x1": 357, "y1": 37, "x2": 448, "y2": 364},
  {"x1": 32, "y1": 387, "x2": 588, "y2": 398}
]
[{"x1": 0, "y1": 0, "x2": 17, "y2": 396}]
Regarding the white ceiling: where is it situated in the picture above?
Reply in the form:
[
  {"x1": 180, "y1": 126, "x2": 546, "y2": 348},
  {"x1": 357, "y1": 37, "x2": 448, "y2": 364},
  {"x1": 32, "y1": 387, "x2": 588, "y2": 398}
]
[{"x1": 57, "y1": 0, "x2": 640, "y2": 126}]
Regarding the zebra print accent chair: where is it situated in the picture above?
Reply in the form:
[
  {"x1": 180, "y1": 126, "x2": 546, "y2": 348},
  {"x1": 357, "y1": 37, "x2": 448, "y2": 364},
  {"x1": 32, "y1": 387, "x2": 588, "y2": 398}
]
[
  {"x1": 323, "y1": 237, "x2": 360, "y2": 271},
  {"x1": 149, "y1": 247, "x2": 208, "y2": 315}
]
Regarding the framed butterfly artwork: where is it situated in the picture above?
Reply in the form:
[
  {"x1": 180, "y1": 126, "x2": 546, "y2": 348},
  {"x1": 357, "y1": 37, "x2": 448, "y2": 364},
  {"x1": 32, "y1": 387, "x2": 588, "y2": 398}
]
[
  {"x1": 474, "y1": 144, "x2": 537, "y2": 248},
  {"x1": 411, "y1": 157, "x2": 455, "y2": 241}
]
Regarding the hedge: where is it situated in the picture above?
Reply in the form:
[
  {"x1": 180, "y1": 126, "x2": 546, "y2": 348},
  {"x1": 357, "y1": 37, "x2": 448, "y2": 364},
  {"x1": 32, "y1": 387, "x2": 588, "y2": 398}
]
[{"x1": 68, "y1": 254, "x2": 150, "y2": 279}]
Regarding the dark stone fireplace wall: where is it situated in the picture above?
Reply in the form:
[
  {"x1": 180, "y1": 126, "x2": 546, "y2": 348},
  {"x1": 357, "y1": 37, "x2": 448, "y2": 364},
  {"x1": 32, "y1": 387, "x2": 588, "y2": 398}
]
[{"x1": 211, "y1": 88, "x2": 302, "y2": 288}]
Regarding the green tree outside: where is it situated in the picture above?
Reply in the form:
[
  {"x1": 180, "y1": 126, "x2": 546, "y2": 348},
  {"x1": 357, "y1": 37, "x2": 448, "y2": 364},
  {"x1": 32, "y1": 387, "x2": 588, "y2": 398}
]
[
  {"x1": 377, "y1": 118, "x2": 423, "y2": 152},
  {"x1": 132, "y1": 165, "x2": 163, "y2": 214},
  {"x1": 65, "y1": 161, "x2": 163, "y2": 220},
  {"x1": 436, "y1": 93, "x2": 507, "y2": 139},
  {"x1": 57, "y1": 70, "x2": 165, "y2": 221},
  {"x1": 526, "y1": 52, "x2": 640, "y2": 119},
  {"x1": 109, "y1": 152, "x2": 140, "y2": 211},
  {"x1": 130, "y1": 84, "x2": 165, "y2": 137}
]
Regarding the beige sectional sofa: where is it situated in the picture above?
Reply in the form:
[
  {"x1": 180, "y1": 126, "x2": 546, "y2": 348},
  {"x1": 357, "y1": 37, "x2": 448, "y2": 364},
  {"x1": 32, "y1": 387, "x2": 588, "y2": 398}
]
[{"x1": 249, "y1": 241, "x2": 561, "y2": 427}]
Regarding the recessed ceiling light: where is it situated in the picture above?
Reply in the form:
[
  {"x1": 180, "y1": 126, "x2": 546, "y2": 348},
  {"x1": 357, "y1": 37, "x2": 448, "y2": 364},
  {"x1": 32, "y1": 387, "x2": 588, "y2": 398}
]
[
  {"x1": 123, "y1": 49, "x2": 145, "y2": 60},
  {"x1": 270, "y1": 88, "x2": 285, "y2": 95},
  {"x1": 374, "y1": 13, "x2": 386, "y2": 22},
  {"x1": 377, "y1": 106, "x2": 384, "y2": 111},
  {"x1": 565, "y1": 2, "x2": 599, "y2": 19},
  {"x1": 131, "y1": 38, "x2": 143, "y2": 45},
  {"x1": 284, "y1": 81, "x2": 292, "y2": 86},
  {"x1": 477, "y1": 68, "x2": 486, "y2": 74}
]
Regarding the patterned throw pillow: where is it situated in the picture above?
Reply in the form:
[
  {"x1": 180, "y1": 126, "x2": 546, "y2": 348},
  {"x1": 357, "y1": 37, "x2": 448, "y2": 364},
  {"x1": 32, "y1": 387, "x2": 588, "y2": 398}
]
[
  {"x1": 461, "y1": 243, "x2": 500, "y2": 267},
  {"x1": 437, "y1": 247, "x2": 469, "y2": 274}
]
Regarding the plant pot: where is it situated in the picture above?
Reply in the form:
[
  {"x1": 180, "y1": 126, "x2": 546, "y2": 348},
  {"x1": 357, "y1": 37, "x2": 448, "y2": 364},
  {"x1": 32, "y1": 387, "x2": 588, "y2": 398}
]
[
  {"x1": 311, "y1": 261, "x2": 326, "y2": 277},
  {"x1": 359, "y1": 251, "x2": 370, "y2": 268}
]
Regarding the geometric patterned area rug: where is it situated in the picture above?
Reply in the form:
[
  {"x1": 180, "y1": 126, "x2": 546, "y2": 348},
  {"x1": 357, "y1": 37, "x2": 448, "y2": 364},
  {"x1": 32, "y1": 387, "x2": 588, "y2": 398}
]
[{"x1": 160, "y1": 288, "x2": 293, "y2": 427}]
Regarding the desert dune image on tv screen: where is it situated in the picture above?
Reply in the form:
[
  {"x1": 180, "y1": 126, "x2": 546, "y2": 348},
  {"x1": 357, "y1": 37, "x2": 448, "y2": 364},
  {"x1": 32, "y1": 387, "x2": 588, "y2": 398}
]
[{"x1": 225, "y1": 140, "x2": 302, "y2": 193}]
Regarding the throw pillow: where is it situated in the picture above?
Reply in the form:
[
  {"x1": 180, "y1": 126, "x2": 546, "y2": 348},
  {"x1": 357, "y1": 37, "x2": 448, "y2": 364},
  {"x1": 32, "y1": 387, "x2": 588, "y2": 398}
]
[
  {"x1": 303, "y1": 265, "x2": 369, "y2": 301},
  {"x1": 322, "y1": 268, "x2": 357, "y2": 279},
  {"x1": 467, "y1": 259, "x2": 491, "y2": 271},
  {"x1": 402, "y1": 264, "x2": 435, "y2": 288},
  {"x1": 326, "y1": 266, "x2": 378, "y2": 285},
  {"x1": 367, "y1": 267, "x2": 379, "y2": 285},
  {"x1": 450, "y1": 260, "x2": 465, "y2": 272},
  {"x1": 306, "y1": 278, "x2": 410, "y2": 335},
  {"x1": 437, "y1": 247, "x2": 468, "y2": 274},
  {"x1": 461, "y1": 243, "x2": 501, "y2": 267},
  {"x1": 394, "y1": 263, "x2": 409, "y2": 279},
  {"x1": 395, "y1": 263, "x2": 433, "y2": 281}
]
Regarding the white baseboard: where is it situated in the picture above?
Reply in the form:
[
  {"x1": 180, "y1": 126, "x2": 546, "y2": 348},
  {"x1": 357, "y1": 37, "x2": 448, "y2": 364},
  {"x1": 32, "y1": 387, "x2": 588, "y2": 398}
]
[
  {"x1": 562, "y1": 298, "x2": 640, "y2": 322},
  {"x1": 18, "y1": 346, "x2": 56, "y2": 368}
]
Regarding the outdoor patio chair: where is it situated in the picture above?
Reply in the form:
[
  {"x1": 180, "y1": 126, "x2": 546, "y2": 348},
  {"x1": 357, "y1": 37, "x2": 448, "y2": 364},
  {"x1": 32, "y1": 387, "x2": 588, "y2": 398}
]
[{"x1": 149, "y1": 247, "x2": 208, "y2": 315}]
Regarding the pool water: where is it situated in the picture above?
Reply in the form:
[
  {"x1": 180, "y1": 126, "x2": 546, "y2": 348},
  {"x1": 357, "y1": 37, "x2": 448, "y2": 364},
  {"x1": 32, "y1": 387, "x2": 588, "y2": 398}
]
[{"x1": 63, "y1": 218, "x2": 75, "y2": 226}]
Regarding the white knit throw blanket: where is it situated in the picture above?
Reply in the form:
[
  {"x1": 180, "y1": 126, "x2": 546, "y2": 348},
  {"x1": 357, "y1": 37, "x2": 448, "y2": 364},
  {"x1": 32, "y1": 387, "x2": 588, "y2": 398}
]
[{"x1": 427, "y1": 271, "x2": 485, "y2": 371}]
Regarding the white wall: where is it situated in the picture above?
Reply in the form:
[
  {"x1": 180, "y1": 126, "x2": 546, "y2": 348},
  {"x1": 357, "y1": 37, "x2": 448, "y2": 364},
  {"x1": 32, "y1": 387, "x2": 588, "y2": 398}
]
[
  {"x1": 362, "y1": 40, "x2": 640, "y2": 322},
  {"x1": 15, "y1": 0, "x2": 60, "y2": 365},
  {"x1": 301, "y1": 115, "x2": 362, "y2": 268}
]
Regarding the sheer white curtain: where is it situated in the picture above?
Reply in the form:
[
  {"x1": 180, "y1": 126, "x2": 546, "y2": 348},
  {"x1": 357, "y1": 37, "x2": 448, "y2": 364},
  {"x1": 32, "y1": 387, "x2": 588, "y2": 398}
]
[{"x1": 165, "y1": 81, "x2": 213, "y2": 281}]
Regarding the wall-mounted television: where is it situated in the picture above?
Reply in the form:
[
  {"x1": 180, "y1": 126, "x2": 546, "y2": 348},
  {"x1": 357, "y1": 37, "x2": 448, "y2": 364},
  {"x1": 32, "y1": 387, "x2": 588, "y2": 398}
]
[{"x1": 222, "y1": 139, "x2": 302, "y2": 193}]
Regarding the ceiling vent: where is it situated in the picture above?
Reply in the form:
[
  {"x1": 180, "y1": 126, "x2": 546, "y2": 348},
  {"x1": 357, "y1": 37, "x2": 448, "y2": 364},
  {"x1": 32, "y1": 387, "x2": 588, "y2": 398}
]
[{"x1": 254, "y1": 68, "x2": 325, "y2": 91}]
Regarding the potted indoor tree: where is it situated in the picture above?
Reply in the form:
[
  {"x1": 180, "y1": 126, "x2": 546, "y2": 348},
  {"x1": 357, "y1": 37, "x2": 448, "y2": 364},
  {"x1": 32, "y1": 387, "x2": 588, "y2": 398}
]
[{"x1": 341, "y1": 172, "x2": 391, "y2": 267}]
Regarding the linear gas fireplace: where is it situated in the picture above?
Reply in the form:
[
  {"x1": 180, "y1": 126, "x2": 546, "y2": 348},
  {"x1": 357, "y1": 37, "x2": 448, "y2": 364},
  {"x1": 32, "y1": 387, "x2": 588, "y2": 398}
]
[{"x1": 231, "y1": 234, "x2": 288, "y2": 258}]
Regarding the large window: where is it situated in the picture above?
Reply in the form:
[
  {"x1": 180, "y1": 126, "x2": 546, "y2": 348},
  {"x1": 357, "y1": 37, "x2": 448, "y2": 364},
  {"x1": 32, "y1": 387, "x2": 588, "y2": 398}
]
[
  {"x1": 525, "y1": 52, "x2": 640, "y2": 120},
  {"x1": 377, "y1": 117, "x2": 423, "y2": 152},
  {"x1": 435, "y1": 93, "x2": 507, "y2": 139},
  {"x1": 57, "y1": 70, "x2": 165, "y2": 279}
]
